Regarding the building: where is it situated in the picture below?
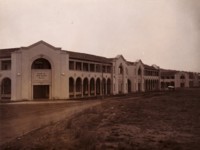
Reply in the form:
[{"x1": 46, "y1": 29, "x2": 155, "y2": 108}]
[
  {"x1": 160, "y1": 69, "x2": 200, "y2": 90},
  {"x1": 0, "y1": 41, "x2": 199, "y2": 101}
]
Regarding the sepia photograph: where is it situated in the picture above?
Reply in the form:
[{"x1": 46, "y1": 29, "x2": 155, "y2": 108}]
[{"x1": 0, "y1": 0, "x2": 200, "y2": 149}]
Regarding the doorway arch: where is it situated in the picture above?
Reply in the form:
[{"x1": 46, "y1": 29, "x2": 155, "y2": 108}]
[
  {"x1": 31, "y1": 58, "x2": 52, "y2": 99},
  {"x1": 1, "y1": 78, "x2": 11, "y2": 99}
]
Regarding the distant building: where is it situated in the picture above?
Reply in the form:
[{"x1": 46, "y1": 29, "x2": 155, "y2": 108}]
[
  {"x1": 160, "y1": 69, "x2": 200, "y2": 90},
  {"x1": 0, "y1": 41, "x2": 199, "y2": 100}
]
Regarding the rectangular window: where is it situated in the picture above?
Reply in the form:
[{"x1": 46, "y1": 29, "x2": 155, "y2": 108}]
[
  {"x1": 189, "y1": 74, "x2": 194, "y2": 79},
  {"x1": 83, "y1": 63, "x2": 89, "y2": 71},
  {"x1": 69, "y1": 61, "x2": 74, "y2": 70},
  {"x1": 90, "y1": 64, "x2": 95, "y2": 72},
  {"x1": 107, "y1": 66, "x2": 111, "y2": 73},
  {"x1": 102, "y1": 65, "x2": 106, "y2": 73},
  {"x1": 76, "y1": 62, "x2": 82, "y2": 71},
  {"x1": 96, "y1": 64, "x2": 101, "y2": 72},
  {"x1": 1, "y1": 60, "x2": 11, "y2": 70}
]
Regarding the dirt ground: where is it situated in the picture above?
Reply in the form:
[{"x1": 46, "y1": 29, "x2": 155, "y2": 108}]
[
  {"x1": 1, "y1": 89, "x2": 200, "y2": 150},
  {"x1": 0, "y1": 100, "x2": 102, "y2": 145}
]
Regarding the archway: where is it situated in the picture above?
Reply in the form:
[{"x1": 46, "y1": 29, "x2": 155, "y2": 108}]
[
  {"x1": 138, "y1": 67, "x2": 142, "y2": 76},
  {"x1": 69, "y1": 77, "x2": 74, "y2": 98},
  {"x1": 76, "y1": 78, "x2": 82, "y2": 97},
  {"x1": 32, "y1": 58, "x2": 51, "y2": 69},
  {"x1": 1, "y1": 78, "x2": 11, "y2": 99},
  {"x1": 128, "y1": 79, "x2": 131, "y2": 93},
  {"x1": 96, "y1": 78, "x2": 100, "y2": 95},
  {"x1": 83, "y1": 78, "x2": 89, "y2": 96},
  {"x1": 90, "y1": 78, "x2": 95, "y2": 96},
  {"x1": 180, "y1": 74, "x2": 185, "y2": 87},
  {"x1": 31, "y1": 58, "x2": 52, "y2": 99},
  {"x1": 107, "y1": 78, "x2": 111, "y2": 95},
  {"x1": 102, "y1": 78, "x2": 106, "y2": 95}
]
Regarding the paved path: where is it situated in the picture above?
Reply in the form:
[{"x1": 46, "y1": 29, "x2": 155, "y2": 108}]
[{"x1": 0, "y1": 100, "x2": 103, "y2": 145}]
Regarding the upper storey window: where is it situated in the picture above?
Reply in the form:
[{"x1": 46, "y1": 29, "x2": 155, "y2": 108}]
[
  {"x1": 96, "y1": 64, "x2": 101, "y2": 72},
  {"x1": 76, "y1": 62, "x2": 82, "y2": 71},
  {"x1": 180, "y1": 75, "x2": 185, "y2": 79},
  {"x1": 102, "y1": 65, "x2": 106, "y2": 73},
  {"x1": 69, "y1": 61, "x2": 74, "y2": 70},
  {"x1": 32, "y1": 58, "x2": 51, "y2": 69},
  {"x1": 189, "y1": 74, "x2": 194, "y2": 79},
  {"x1": 83, "y1": 63, "x2": 89, "y2": 71},
  {"x1": 118, "y1": 64, "x2": 123, "y2": 74},
  {"x1": 90, "y1": 64, "x2": 95, "y2": 72},
  {"x1": 1, "y1": 60, "x2": 11, "y2": 70},
  {"x1": 107, "y1": 66, "x2": 112, "y2": 73},
  {"x1": 138, "y1": 68, "x2": 141, "y2": 75}
]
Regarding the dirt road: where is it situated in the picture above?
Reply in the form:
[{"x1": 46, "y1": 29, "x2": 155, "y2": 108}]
[{"x1": 0, "y1": 100, "x2": 103, "y2": 145}]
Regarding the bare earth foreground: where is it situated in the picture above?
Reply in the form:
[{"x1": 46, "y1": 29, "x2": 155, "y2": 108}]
[{"x1": 1, "y1": 89, "x2": 200, "y2": 150}]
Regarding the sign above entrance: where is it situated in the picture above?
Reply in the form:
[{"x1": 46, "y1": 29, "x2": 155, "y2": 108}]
[{"x1": 32, "y1": 70, "x2": 51, "y2": 83}]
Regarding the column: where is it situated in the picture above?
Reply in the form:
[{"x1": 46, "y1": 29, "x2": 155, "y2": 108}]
[{"x1": 74, "y1": 80, "x2": 76, "y2": 98}]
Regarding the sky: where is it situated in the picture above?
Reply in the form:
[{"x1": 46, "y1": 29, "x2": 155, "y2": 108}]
[{"x1": 0, "y1": 0, "x2": 200, "y2": 72}]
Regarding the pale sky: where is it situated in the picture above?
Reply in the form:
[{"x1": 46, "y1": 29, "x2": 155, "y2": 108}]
[{"x1": 0, "y1": 0, "x2": 200, "y2": 72}]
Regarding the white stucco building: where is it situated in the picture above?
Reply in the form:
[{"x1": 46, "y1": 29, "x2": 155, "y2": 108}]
[{"x1": 0, "y1": 41, "x2": 199, "y2": 101}]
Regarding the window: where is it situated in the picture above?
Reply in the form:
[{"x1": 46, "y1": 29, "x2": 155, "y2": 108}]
[
  {"x1": 138, "y1": 68, "x2": 141, "y2": 75},
  {"x1": 107, "y1": 66, "x2": 111, "y2": 73},
  {"x1": 96, "y1": 64, "x2": 101, "y2": 72},
  {"x1": 76, "y1": 62, "x2": 82, "y2": 70},
  {"x1": 83, "y1": 63, "x2": 89, "y2": 71},
  {"x1": 1, "y1": 78, "x2": 11, "y2": 94},
  {"x1": 180, "y1": 75, "x2": 185, "y2": 79},
  {"x1": 69, "y1": 61, "x2": 74, "y2": 70},
  {"x1": 90, "y1": 64, "x2": 95, "y2": 72},
  {"x1": 119, "y1": 65, "x2": 123, "y2": 74},
  {"x1": 189, "y1": 74, "x2": 194, "y2": 79},
  {"x1": 102, "y1": 65, "x2": 106, "y2": 73},
  {"x1": 1, "y1": 60, "x2": 11, "y2": 70}
]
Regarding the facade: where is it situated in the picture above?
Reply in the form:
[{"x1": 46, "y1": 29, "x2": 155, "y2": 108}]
[
  {"x1": 0, "y1": 41, "x2": 199, "y2": 101},
  {"x1": 160, "y1": 69, "x2": 200, "y2": 90}
]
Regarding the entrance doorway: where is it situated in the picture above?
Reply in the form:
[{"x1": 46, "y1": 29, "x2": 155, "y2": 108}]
[{"x1": 33, "y1": 85, "x2": 49, "y2": 99}]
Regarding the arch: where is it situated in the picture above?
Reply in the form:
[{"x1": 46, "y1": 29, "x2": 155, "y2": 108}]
[
  {"x1": 128, "y1": 79, "x2": 131, "y2": 93},
  {"x1": 31, "y1": 58, "x2": 51, "y2": 69},
  {"x1": 107, "y1": 78, "x2": 111, "y2": 95},
  {"x1": 102, "y1": 78, "x2": 106, "y2": 95},
  {"x1": 31, "y1": 58, "x2": 52, "y2": 99},
  {"x1": 118, "y1": 64, "x2": 123, "y2": 74},
  {"x1": 1, "y1": 77, "x2": 11, "y2": 99},
  {"x1": 83, "y1": 78, "x2": 89, "y2": 96},
  {"x1": 76, "y1": 77, "x2": 82, "y2": 97},
  {"x1": 180, "y1": 74, "x2": 185, "y2": 79},
  {"x1": 138, "y1": 67, "x2": 142, "y2": 76},
  {"x1": 90, "y1": 78, "x2": 95, "y2": 96},
  {"x1": 69, "y1": 77, "x2": 74, "y2": 97},
  {"x1": 96, "y1": 78, "x2": 101, "y2": 95}
]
